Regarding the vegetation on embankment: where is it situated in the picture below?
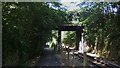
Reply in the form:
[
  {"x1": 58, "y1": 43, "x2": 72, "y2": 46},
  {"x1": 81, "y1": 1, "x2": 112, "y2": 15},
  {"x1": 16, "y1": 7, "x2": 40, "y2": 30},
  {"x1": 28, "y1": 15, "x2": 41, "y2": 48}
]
[
  {"x1": 63, "y1": 2, "x2": 120, "y2": 64},
  {"x1": 2, "y1": 2, "x2": 67, "y2": 66},
  {"x1": 2, "y1": 2, "x2": 120, "y2": 66}
]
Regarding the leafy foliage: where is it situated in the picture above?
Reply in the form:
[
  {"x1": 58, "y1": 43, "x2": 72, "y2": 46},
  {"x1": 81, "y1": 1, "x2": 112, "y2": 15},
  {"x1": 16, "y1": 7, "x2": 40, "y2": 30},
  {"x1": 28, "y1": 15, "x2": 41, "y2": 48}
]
[
  {"x1": 79, "y1": 2, "x2": 120, "y2": 64},
  {"x1": 62, "y1": 31, "x2": 76, "y2": 47},
  {"x1": 2, "y1": 2, "x2": 67, "y2": 66},
  {"x1": 64, "y1": 2, "x2": 120, "y2": 64}
]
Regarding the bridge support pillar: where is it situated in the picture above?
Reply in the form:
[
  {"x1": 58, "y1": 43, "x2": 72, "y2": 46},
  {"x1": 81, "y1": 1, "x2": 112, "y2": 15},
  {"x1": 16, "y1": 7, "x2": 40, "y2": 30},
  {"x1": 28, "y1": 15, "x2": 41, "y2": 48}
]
[
  {"x1": 58, "y1": 30, "x2": 61, "y2": 52},
  {"x1": 76, "y1": 30, "x2": 81, "y2": 50}
]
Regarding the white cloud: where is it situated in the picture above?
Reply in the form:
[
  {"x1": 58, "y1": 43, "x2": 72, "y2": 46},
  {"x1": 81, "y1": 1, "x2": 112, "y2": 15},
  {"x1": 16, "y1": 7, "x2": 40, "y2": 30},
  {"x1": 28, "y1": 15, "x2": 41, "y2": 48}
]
[
  {"x1": 60, "y1": 0, "x2": 84, "y2": 2},
  {"x1": 60, "y1": 1, "x2": 81, "y2": 11}
]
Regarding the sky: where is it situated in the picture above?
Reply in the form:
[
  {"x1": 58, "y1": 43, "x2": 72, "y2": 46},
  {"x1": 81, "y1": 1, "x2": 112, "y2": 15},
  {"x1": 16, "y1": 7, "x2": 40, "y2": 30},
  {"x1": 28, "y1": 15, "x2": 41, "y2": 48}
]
[
  {"x1": 60, "y1": 0, "x2": 81, "y2": 11},
  {"x1": 61, "y1": 2, "x2": 80, "y2": 11},
  {"x1": 59, "y1": 0, "x2": 120, "y2": 11}
]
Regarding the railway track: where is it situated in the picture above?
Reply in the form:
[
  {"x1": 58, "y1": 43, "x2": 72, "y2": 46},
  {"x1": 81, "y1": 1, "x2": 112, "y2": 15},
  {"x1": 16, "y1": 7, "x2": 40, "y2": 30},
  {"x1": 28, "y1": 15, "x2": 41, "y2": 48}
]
[
  {"x1": 74, "y1": 52, "x2": 120, "y2": 68},
  {"x1": 62, "y1": 47, "x2": 120, "y2": 67}
]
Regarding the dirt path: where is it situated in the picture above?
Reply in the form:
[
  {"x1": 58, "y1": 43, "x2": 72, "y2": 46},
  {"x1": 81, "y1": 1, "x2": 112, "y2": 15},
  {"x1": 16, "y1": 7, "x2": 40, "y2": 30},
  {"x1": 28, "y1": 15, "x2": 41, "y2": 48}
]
[{"x1": 34, "y1": 48, "x2": 62, "y2": 67}]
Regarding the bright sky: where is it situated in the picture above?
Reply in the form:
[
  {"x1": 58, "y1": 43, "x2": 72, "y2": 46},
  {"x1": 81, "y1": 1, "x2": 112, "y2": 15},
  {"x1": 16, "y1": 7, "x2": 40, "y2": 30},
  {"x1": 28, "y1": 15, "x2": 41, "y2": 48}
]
[
  {"x1": 60, "y1": 0, "x2": 85, "y2": 2},
  {"x1": 60, "y1": 0, "x2": 81, "y2": 11},
  {"x1": 59, "y1": 0, "x2": 120, "y2": 11}
]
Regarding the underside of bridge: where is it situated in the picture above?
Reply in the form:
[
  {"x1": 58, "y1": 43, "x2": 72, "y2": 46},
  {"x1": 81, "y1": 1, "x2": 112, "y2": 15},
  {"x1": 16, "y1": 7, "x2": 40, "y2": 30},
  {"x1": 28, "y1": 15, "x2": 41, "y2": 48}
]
[{"x1": 57, "y1": 25, "x2": 84, "y2": 50}]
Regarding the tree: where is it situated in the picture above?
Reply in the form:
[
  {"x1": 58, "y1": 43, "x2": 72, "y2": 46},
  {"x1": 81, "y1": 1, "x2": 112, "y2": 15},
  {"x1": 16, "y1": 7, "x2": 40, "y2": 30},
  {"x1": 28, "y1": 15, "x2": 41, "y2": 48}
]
[
  {"x1": 65, "y1": 2, "x2": 120, "y2": 64},
  {"x1": 2, "y1": 2, "x2": 67, "y2": 66},
  {"x1": 76, "y1": 2, "x2": 120, "y2": 64}
]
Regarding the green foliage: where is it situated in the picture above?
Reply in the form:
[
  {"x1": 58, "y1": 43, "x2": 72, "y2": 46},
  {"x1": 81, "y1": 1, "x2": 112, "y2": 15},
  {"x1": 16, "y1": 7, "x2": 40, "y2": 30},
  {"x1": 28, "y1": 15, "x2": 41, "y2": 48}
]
[
  {"x1": 62, "y1": 31, "x2": 76, "y2": 47},
  {"x1": 2, "y1": 2, "x2": 67, "y2": 66},
  {"x1": 65, "y1": 2, "x2": 120, "y2": 64},
  {"x1": 77, "y1": 2, "x2": 120, "y2": 64}
]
